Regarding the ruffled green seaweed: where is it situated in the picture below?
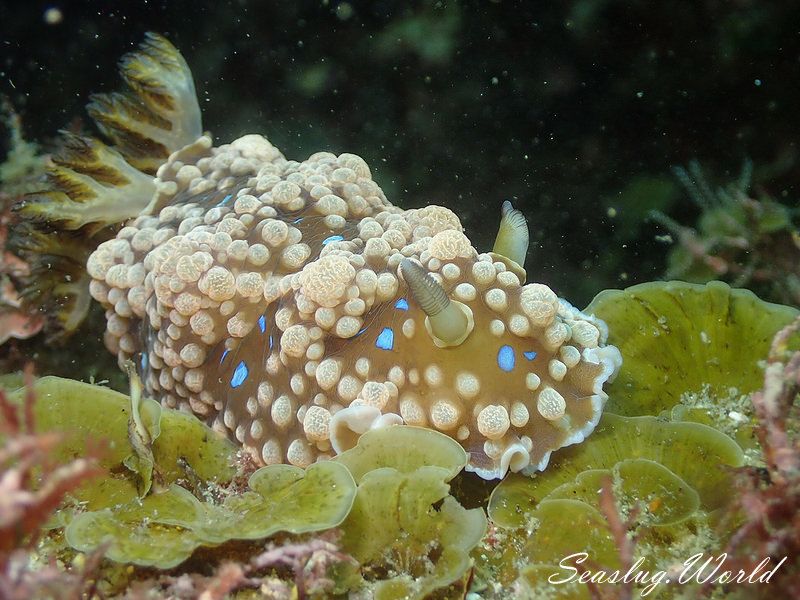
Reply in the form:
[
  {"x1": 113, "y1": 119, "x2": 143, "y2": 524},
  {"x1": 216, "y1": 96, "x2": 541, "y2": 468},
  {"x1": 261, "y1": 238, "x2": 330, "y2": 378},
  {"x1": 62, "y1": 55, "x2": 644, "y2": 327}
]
[
  {"x1": 333, "y1": 424, "x2": 467, "y2": 481},
  {"x1": 479, "y1": 280, "x2": 797, "y2": 597},
  {"x1": 515, "y1": 562, "x2": 592, "y2": 599},
  {"x1": 5, "y1": 376, "x2": 360, "y2": 568},
  {"x1": 6, "y1": 280, "x2": 798, "y2": 597},
  {"x1": 66, "y1": 462, "x2": 357, "y2": 568},
  {"x1": 586, "y1": 280, "x2": 798, "y2": 417},
  {"x1": 5, "y1": 379, "x2": 485, "y2": 595},
  {"x1": 6, "y1": 376, "x2": 238, "y2": 512},
  {"x1": 122, "y1": 363, "x2": 162, "y2": 496},
  {"x1": 334, "y1": 426, "x2": 487, "y2": 599},
  {"x1": 545, "y1": 458, "x2": 700, "y2": 527},
  {"x1": 485, "y1": 414, "x2": 744, "y2": 594},
  {"x1": 489, "y1": 414, "x2": 743, "y2": 528}
]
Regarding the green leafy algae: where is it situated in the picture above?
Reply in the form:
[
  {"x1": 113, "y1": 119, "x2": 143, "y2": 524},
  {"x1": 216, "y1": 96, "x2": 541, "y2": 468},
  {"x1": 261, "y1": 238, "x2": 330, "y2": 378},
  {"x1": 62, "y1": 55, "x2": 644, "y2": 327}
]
[
  {"x1": 476, "y1": 279, "x2": 800, "y2": 597},
  {"x1": 7, "y1": 376, "x2": 238, "y2": 512},
  {"x1": 7, "y1": 377, "x2": 487, "y2": 589},
  {"x1": 65, "y1": 487, "x2": 204, "y2": 568},
  {"x1": 333, "y1": 424, "x2": 467, "y2": 482},
  {"x1": 5, "y1": 375, "x2": 361, "y2": 571},
  {"x1": 483, "y1": 414, "x2": 745, "y2": 595},
  {"x1": 334, "y1": 426, "x2": 486, "y2": 599},
  {"x1": 66, "y1": 461, "x2": 357, "y2": 568},
  {"x1": 544, "y1": 458, "x2": 700, "y2": 527},
  {"x1": 516, "y1": 563, "x2": 592, "y2": 599},
  {"x1": 122, "y1": 364, "x2": 161, "y2": 496},
  {"x1": 517, "y1": 499, "x2": 619, "y2": 568},
  {"x1": 585, "y1": 280, "x2": 798, "y2": 417},
  {"x1": 488, "y1": 413, "x2": 743, "y2": 529}
]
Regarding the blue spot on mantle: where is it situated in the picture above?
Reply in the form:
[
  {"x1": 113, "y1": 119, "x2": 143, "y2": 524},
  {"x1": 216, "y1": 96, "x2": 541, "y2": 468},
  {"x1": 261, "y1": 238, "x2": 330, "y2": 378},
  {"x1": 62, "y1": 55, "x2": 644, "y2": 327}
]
[
  {"x1": 220, "y1": 349, "x2": 229, "y2": 364},
  {"x1": 375, "y1": 327, "x2": 394, "y2": 351},
  {"x1": 258, "y1": 315, "x2": 266, "y2": 333},
  {"x1": 497, "y1": 345, "x2": 515, "y2": 372},
  {"x1": 394, "y1": 298, "x2": 409, "y2": 311},
  {"x1": 231, "y1": 360, "x2": 249, "y2": 388},
  {"x1": 523, "y1": 350, "x2": 538, "y2": 361},
  {"x1": 322, "y1": 234, "x2": 344, "y2": 246},
  {"x1": 215, "y1": 193, "x2": 234, "y2": 208}
]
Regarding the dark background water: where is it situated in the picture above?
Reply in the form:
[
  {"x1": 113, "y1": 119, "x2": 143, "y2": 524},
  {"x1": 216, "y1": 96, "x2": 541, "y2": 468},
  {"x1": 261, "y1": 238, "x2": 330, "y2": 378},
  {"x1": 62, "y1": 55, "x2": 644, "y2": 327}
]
[{"x1": 1, "y1": 0, "x2": 798, "y2": 306}]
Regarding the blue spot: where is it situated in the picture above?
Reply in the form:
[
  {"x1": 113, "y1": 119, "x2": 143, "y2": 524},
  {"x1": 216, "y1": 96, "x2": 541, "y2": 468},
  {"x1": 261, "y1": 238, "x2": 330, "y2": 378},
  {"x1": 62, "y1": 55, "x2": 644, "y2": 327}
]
[
  {"x1": 394, "y1": 298, "x2": 409, "y2": 311},
  {"x1": 220, "y1": 349, "x2": 230, "y2": 364},
  {"x1": 497, "y1": 345, "x2": 516, "y2": 372},
  {"x1": 322, "y1": 234, "x2": 344, "y2": 246},
  {"x1": 375, "y1": 327, "x2": 395, "y2": 351},
  {"x1": 231, "y1": 360, "x2": 249, "y2": 388},
  {"x1": 355, "y1": 326, "x2": 368, "y2": 338},
  {"x1": 268, "y1": 334, "x2": 274, "y2": 351},
  {"x1": 215, "y1": 193, "x2": 234, "y2": 208},
  {"x1": 523, "y1": 350, "x2": 538, "y2": 361},
  {"x1": 292, "y1": 216, "x2": 304, "y2": 224},
  {"x1": 258, "y1": 315, "x2": 266, "y2": 333},
  {"x1": 139, "y1": 351, "x2": 148, "y2": 371}
]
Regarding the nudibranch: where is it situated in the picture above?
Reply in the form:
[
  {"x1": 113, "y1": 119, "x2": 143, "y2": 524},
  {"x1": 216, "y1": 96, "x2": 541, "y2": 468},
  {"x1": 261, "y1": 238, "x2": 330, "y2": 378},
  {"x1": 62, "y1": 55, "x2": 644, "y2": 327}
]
[{"x1": 21, "y1": 34, "x2": 622, "y2": 479}]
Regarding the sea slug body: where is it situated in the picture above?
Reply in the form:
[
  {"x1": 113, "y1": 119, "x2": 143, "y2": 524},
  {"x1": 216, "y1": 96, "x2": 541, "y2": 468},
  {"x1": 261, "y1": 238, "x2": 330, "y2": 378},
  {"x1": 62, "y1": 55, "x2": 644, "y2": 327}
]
[{"x1": 25, "y1": 34, "x2": 623, "y2": 479}]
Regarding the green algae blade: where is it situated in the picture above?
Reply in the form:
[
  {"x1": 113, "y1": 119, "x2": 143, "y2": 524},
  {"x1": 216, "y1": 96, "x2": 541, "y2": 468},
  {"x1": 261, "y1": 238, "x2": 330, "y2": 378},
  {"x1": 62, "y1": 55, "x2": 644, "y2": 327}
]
[
  {"x1": 66, "y1": 462, "x2": 357, "y2": 568},
  {"x1": 544, "y1": 458, "x2": 700, "y2": 527},
  {"x1": 213, "y1": 461, "x2": 357, "y2": 540},
  {"x1": 516, "y1": 563, "x2": 592, "y2": 600},
  {"x1": 333, "y1": 425, "x2": 468, "y2": 483},
  {"x1": 340, "y1": 465, "x2": 486, "y2": 600},
  {"x1": 7, "y1": 376, "x2": 238, "y2": 512},
  {"x1": 123, "y1": 381, "x2": 161, "y2": 497},
  {"x1": 65, "y1": 508, "x2": 201, "y2": 569},
  {"x1": 488, "y1": 413, "x2": 743, "y2": 529},
  {"x1": 585, "y1": 280, "x2": 798, "y2": 416},
  {"x1": 521, "y1": 499, "x2": 619, "y2": 567}
]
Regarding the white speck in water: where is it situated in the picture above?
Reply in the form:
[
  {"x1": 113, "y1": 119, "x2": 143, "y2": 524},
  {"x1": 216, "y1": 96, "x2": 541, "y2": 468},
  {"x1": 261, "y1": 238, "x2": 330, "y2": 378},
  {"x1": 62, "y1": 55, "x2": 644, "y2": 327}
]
[{"x1": 43, "y1": 7, "x2": 63, "y2": 25}]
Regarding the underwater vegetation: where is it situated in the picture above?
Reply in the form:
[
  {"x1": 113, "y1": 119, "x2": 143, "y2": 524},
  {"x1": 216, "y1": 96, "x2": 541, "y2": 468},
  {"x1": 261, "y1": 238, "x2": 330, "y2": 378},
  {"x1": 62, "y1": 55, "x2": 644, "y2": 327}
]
[
  {"x1": 0, "y1": 279, "x2": 797, "y2": 598},
  {"x1": 651, "y1": 161, "x2": 800, "y2": 307},
  {"x1": 474, "y1": 281, "x2": 800, "y2": 599},
  {"x1": 0, "y1": 374, "x2": 105, "y2": 599},
  {"x1": 704, "y1": 314, "x2": 800, "y2": 599},
  {"x1": 0, "y1": 104, "x2": 46, "y2": 347},
  {"x1": 0, "y1": 29, "x2": 799, "y2": 600},
  {"x1": 0, "y1": 376, "x2": 487, "y2": 598}
]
